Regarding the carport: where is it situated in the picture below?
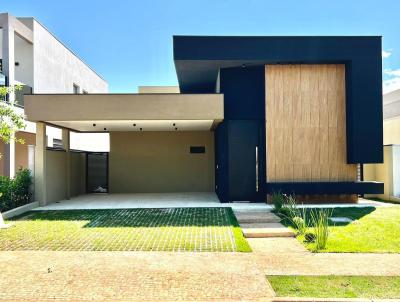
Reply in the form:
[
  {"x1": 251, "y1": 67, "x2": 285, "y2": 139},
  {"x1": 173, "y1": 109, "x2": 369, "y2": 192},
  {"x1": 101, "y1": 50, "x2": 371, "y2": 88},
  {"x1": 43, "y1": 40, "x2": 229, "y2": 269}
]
[{"x1": 24, "y1": 93, "x2": 224, "y2": 206}]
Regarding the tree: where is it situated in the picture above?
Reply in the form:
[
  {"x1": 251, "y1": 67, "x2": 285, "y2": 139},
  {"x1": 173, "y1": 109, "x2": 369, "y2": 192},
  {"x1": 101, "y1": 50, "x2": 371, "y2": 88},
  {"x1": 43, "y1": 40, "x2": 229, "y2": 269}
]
[
  {"x1": 0, "y1": 85, "x2": 26, "y2": 228},
  {"x1": 0, "y1": 85, "x2": 25, "y2": 150}
]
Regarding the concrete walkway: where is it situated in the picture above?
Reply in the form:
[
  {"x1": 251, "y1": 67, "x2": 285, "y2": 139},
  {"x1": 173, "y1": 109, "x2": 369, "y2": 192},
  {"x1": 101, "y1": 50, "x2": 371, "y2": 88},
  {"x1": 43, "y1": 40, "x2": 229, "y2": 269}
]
[
  {"x1": 33, "y1": 193, "x2": 389, "y2": 211},
  {"x1": 34, "y1": 192, "x2": 271, "y2": 211}
]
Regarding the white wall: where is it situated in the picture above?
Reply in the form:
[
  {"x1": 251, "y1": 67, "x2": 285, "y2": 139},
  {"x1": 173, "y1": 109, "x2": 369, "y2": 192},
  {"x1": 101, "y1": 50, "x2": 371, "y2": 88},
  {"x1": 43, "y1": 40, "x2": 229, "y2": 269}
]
[
  {"x1": 32, "y1": 20, "x2": 108, "y2": 93},
  {"x1": 14, "y1": 33, "x2": 34, "y2": 87}
]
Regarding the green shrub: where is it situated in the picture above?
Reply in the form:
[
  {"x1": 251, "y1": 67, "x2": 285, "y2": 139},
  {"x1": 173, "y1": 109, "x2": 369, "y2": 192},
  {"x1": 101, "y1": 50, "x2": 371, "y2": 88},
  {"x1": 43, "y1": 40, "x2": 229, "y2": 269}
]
[
  {"x1": 0, "y1": 168, "x2": 32, "y2": 212},
  {"x1": 310, "y1": 208, "x2": 332, "y2": 251},
  {"x1": 271, "y1": 191, "x2": 285, "y2": 213},
  {"x1": 292, "y1": 216, "x2": 307, "y2": 235}
]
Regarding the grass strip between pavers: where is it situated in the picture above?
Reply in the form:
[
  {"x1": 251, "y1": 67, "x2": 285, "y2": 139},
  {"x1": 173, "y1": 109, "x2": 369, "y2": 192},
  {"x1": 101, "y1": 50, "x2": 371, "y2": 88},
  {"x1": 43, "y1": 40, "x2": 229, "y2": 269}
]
[
  {"x1": 1, "y1": 207, "x2": 252, "y2": 252},
  {"x1": 226, "y1": 207, "x2": 252, "y2": 252},
  {"x1": 267, "y1": 275, "x2": 400, "y2": 299}
]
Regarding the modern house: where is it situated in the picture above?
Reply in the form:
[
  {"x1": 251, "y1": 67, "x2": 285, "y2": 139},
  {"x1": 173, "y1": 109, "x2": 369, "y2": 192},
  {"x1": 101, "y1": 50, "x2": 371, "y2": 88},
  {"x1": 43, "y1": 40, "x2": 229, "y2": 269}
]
[
  {"x1": 365, "y1": 88, "x2": 400, "y2": 202},
  {"x1": 24, "y1": 36, "x2": 384, "y2": 205},
  {"x1": 0, "y1": 12, "x2": 108, "y2": 177}
]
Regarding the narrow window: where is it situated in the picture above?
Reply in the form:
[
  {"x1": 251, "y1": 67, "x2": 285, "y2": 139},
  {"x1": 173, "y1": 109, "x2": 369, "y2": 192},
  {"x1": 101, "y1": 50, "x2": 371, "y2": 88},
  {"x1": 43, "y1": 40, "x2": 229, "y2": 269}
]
[{"x1": 73, "y1": 84, "x2": 80, "y2": 94}]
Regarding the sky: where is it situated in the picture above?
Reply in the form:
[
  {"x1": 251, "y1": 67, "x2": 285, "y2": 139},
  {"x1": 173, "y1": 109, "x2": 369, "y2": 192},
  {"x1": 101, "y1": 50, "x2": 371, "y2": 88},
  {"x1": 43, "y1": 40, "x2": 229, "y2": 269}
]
[{"x1": 3, "y1": 0, "x2": 400, "y2": 93}]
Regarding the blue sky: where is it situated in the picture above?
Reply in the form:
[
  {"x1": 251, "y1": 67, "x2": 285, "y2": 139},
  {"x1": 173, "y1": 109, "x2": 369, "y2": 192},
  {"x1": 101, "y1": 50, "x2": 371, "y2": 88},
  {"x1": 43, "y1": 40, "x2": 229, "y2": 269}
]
[{"x1": 3, "y1": 0, "x2": 400, "y2": 93}]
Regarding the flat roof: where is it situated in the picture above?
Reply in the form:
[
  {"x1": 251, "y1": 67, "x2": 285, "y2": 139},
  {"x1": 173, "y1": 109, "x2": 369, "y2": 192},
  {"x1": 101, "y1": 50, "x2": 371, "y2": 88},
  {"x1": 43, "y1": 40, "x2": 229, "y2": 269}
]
[
  {"x1": 173, "y1": 35, "x2": 382, "y2": 93},
  {"x1": 24, "y1": 93, "x2": 224, "y2": 132}
]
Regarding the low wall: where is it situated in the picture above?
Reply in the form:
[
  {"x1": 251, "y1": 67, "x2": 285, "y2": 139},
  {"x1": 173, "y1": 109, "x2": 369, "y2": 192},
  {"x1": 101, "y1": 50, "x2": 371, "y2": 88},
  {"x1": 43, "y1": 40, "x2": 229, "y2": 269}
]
[
  {"x1": 46, "y1": 150, "x2": 67, "y2": 203},
  {"x1": 364, "y1": 145, "x2": 400, "y2": 201},
  {"x1": 70, "y1": 151, "x2": 86, "y2": 197}
]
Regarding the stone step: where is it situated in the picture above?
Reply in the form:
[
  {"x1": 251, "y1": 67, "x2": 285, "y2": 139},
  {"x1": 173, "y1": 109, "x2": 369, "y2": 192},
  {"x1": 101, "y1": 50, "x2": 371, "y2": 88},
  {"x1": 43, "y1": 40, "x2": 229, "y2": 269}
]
[
  {"x1": 234, "y1": 212, "x2": 281, "y2": 224},
  {"x1": 241, "y1": 222, "x2": 295, "y2": 238}
]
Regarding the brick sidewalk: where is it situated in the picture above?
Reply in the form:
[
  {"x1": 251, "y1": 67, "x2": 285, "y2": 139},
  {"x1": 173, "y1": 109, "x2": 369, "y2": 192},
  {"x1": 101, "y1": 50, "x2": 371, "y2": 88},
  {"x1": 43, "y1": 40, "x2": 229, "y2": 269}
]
[
  {"x1": 0, "y1": 251, "x2": 274, "y2": 301},
  {"x1": 1, "y1": 238, "x2": 400, "y2": 301}
]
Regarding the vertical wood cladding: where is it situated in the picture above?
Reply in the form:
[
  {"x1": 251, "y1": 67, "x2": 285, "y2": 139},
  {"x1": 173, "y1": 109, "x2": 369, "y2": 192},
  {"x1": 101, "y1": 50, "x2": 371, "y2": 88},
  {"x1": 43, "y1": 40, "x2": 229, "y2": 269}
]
[{"x1": 265, "y1": 64, "x2": 357, "y2": 182}]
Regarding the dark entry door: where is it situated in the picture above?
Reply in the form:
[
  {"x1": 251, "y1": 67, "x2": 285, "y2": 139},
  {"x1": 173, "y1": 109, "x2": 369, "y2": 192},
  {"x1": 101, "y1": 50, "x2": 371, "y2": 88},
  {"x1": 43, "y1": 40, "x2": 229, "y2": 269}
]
[
  {"x1": 228, "y1": 120, "x2": 261, "y2": 201},
  {"x1": 86, "y1": 152, "x2": 109, "y2": 193}
]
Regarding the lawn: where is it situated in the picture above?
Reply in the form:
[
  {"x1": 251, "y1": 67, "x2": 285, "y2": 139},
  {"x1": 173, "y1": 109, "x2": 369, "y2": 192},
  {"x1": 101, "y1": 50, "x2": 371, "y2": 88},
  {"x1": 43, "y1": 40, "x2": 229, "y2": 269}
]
[
  {"x1": 284, "y1": 206, "x2": 400, "y2": 253},
  {"x1": 267, "y1": 275, "x2": 400, "y2": 298},
  {"x1": 0, "y1": 207, "x2": 251, "y2": 252}
]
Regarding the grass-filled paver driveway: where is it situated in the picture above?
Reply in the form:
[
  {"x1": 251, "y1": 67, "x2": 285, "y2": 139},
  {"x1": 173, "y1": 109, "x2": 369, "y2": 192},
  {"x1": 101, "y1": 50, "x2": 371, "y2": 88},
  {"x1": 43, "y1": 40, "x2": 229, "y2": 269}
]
[{"x1": 0, "y1": 207, "x2": 251, "y2": 252}]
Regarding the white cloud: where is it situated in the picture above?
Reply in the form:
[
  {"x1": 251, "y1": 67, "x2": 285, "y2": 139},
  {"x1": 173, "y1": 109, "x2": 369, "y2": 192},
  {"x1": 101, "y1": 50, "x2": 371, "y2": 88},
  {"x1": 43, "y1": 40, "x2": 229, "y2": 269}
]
[
  {"x1": 383, "y1": 78, "x2": 400, "y2": 93},
  {"x1": 384, "y1": 68, "x2": 400, "y2": 77},
  {"x1": 382, "y1": 50, "x2": 392, "y2": 59}
]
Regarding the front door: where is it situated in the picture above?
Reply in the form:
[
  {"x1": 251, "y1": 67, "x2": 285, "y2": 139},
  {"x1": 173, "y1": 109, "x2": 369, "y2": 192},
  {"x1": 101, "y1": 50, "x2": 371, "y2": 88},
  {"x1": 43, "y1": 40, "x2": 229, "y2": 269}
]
[{"x1": 228, "y1": 120, "x2": 261, "y2": 201}]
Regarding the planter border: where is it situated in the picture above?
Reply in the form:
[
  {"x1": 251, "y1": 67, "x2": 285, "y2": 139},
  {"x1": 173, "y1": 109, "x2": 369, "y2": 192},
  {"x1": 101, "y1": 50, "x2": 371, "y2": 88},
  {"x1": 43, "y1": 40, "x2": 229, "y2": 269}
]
[{"x1": 2, "y1": 201, "x2": 39, "y2": 219}]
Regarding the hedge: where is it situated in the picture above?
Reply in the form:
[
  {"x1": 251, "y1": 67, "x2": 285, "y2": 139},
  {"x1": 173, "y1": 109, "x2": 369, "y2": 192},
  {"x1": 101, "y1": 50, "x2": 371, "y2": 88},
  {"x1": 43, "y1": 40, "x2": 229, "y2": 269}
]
[{"x1": 0, "y1": 168, "x2": 32, "y2": 212}]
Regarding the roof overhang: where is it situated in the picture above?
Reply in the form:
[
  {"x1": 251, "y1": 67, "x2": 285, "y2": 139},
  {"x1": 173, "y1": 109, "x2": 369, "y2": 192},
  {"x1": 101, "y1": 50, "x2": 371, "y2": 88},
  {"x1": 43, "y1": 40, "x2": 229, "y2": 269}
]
[
  {"x1": 24, "y1": 94, "x2": 224, "y2": 132},
  {"x1": 173, "y1": 35, "x2": 382, "y2": 93}
]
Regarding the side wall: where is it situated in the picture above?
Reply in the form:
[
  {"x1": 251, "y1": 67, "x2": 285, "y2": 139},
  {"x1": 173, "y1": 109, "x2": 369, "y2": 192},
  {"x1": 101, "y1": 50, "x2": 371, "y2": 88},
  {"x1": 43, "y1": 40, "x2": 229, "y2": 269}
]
[
  {"x1": 109, "y1": 131, "x2": 215, "y2": 193},
  {"x1": 46, "y1": 150, "x2": 67, "y2": 203},
  {"x1": 70, "y1": 151, "x2": 86, "y2": 197},
  {"x1": 364, "y1": 145, "x2": 400, "y2": 202},
  {"x1": 44, "y1": 149, "x2": 86, "y2": 203},
  {"x1": 32, "y1": 20, "x2": 108, "y2": 93},
  {"x1": 0, "y1": 131, "x2": 35, "y2": 175}
]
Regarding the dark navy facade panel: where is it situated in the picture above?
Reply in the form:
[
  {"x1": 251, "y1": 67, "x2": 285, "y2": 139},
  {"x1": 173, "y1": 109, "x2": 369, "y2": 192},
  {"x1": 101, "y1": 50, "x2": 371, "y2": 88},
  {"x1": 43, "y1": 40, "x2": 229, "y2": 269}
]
[
  {"x1": 215, "y1": 65, "x2": 267, "y2": 202},
  {"x1": 219, "y1": 66, "x2": 265, "y2": 120},
  {"x1": 215, "y1": 122, "x2": 229, "y2": 203},
  {"x1": 174, "y1": 36, "x2": 383, "y2": 164}
]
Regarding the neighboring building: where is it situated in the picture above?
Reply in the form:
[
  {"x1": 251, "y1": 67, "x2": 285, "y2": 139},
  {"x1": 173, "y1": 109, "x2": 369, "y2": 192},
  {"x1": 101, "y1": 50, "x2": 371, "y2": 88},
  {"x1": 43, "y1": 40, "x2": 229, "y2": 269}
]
[
  {"x1": 364, "y1": 89, "x2": 400, "y2": 202},
  {"x1": 25, "y1": 36, "x2": 384, "y2": 205},
  {"x1": 0, "y1": 12, "x2": 108, "y2": 177}
]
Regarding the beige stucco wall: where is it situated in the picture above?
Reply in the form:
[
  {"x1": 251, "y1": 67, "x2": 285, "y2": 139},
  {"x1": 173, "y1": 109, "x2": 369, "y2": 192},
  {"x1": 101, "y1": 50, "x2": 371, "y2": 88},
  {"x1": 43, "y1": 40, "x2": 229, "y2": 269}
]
[
  {"x1": 15, "y1": 132, "x2": 35, "y2": 172},
  {"x1": 0, "y1": 131, "x2": 35, "y2": 176},
  {"x1": 46, "y1": 150, "x2": 67, "y2": 203},
  {"x1": 383, "y1": 118, "x2": 400, "y2": 145},
  {"x1": 364, "y1": 145, "x2": 397, "y2": 201},
  {"x1": 109, "y1": 131, "x2": 215, "y2": 193},
  {"x1": 70, "y1": 151, "x2": 86, "y2": 197}
]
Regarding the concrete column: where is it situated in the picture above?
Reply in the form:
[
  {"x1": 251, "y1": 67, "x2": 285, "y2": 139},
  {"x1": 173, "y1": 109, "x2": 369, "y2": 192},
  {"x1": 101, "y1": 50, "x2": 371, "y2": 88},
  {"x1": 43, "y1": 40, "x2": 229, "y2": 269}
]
[
  {"x1": 34, "y1": 122, "x2": 47, "y2": 205},
  {"x1": 3, "y1": 140, "x2": 15, "y2": 178},
  {"x1": 2, "y1": 15, "x2": 16, "y2": 178},
  {"x1": 62, "y1": 128, "x2": 71, "y2": 199}
]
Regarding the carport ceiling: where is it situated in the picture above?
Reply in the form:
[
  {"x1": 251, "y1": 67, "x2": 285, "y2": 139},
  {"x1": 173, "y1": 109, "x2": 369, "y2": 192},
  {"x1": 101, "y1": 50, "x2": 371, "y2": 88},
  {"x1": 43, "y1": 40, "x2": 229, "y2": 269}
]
[{"x1": 49, "y1": 120, "x2": 214, "y2": 132}]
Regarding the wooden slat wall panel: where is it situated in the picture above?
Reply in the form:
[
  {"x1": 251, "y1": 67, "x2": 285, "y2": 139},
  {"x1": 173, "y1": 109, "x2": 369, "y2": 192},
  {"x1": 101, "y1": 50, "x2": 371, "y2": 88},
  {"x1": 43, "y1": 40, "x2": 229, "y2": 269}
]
[{"x1": 265, "y1": 64, "x2": 357, "y2": 182}]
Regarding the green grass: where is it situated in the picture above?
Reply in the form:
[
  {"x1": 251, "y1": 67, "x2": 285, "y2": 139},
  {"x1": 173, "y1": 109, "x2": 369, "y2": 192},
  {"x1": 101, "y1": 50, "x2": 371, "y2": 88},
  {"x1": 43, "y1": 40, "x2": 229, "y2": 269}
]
[
  {"x1": 282, "y1": 206, "x2": 400, "y2": 253},
  {"x1": 0, "y1": 207, "x2": 251, "y2": 252},
  {"x1": 267, "y1": 275, "x2": 400, "y2": 298}
]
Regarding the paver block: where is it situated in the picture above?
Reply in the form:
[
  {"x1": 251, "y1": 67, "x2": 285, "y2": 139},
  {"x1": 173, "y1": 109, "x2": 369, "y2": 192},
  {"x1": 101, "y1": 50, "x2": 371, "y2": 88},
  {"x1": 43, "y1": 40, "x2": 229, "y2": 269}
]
[
  {"x1": 242, "y1": 223, "x2": 295, "y2": 238},
  {"x1": 234, "y1": 212, "x2": 281, "y2": 224}
]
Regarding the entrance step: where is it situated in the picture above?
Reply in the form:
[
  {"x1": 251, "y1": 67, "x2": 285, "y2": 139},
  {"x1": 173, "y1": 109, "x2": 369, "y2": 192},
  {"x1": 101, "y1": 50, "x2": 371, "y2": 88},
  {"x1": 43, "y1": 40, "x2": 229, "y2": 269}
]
[
  {"x1": 234, "y1": 211, "x2": 281, "y2": 224},
  {"x1": 241, "y1": 222, "x2": 295, "y2": 238}
]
